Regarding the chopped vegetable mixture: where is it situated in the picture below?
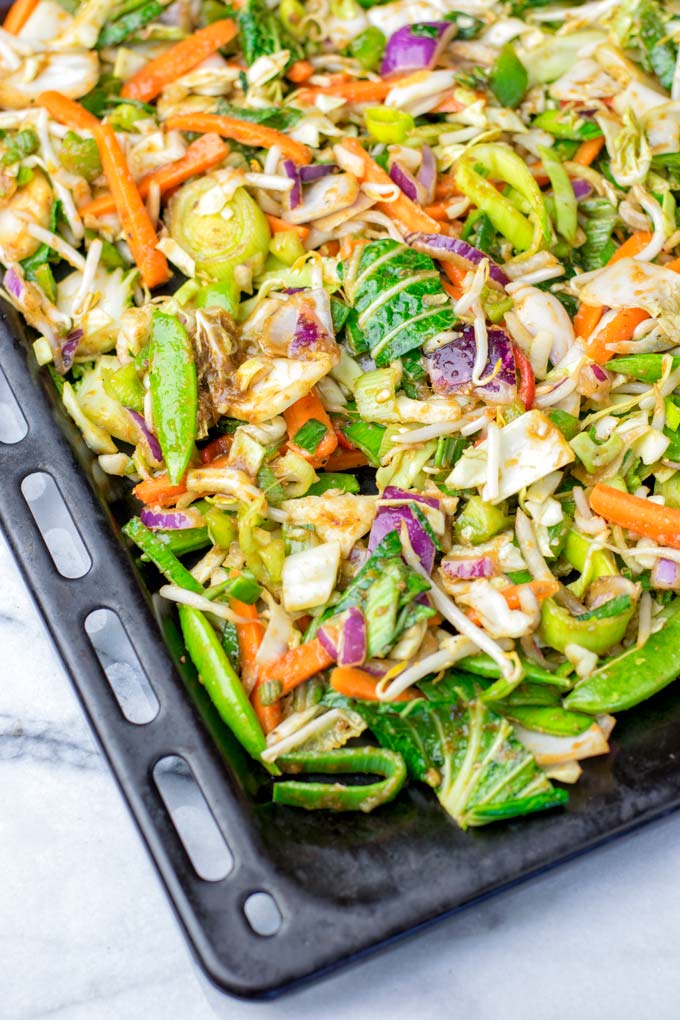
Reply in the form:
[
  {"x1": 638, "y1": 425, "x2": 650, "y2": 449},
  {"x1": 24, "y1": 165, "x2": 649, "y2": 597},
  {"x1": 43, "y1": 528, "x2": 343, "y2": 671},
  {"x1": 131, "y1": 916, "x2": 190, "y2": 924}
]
[{"x1": 4, "y1": 0, "x2": 680, "y2": 827}]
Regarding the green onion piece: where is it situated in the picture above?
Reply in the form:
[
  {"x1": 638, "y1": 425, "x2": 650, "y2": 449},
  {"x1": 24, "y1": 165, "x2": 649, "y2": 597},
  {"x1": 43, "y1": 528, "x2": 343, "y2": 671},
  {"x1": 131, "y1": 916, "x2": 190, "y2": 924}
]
[
  {"x1": 532, "y1": 109, "x2": 602, "y2": 140},
  {"x1": 154, "y1": 527, "x2": 211, "y2": 557},
  {"x1": 308, "y1": 472, "x2": 360, "y2": 495},
  {"x1": 341, "y1": 420, "x2": 386, "y2": 466},
  {"x1": 292, "y1": 418, "x2": 328, "y2": 453},
  {"x1": 347, "y1": 26, "x2": 385, "y2": 69},
  {"x1": 1, "y1": 128, "x2": 39, "y2": 166},
  {"x1": 258, "y1": 679, "x2": 283, "y2": 706},
  {"x1": 365, "y1": 106, "x2": 415, "y2": 144},
  {"x1": 204, "y1": 507, "x2": 238, "y2": 549},
  {"x1": 221, "y1": 618, "x2": 240, "y2": 673},
  {"x1": 538, "y1": 144, "x2": 577, "y2": 243},
  {"x1": 58, "y1": 131, "x2": 102, "y2": 182}
]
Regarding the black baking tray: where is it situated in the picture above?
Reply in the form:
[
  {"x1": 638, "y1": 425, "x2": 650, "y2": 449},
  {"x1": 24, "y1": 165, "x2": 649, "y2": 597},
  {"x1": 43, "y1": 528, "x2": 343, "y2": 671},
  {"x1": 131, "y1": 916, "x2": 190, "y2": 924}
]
[{"x1": 3, "y1": 298, "x2": 680, "y2": 1001}]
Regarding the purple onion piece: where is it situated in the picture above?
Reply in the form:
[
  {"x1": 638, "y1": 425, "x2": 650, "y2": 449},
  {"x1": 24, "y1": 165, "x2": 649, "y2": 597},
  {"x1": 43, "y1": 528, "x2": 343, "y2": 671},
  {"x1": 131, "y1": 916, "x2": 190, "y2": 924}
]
[
  {"x1": 4, "y1": 267, "x2": 23, "y2": 300},
  {"x1": 441, "y1": 556, "x2": 495, "y2": 580},
  {"x1": 288, "y1": 311, "x2": 326, "y2": 356},
  {"x1": 571, "y1": 178, "x2": 592, "y2": 200},
  {"x1": 368, "y1": 503, "x2": 436, "y2": 574},
  {"x1": 338, "y1": 606, "x2": 367, "y2": 667},
  {"x1": 299, "y1": 163, "x2": 337, "y2": 182},
  {"x1": 140, "y1": 507, "x2": 204, "y2": 530},
  {"x1": 389, "y1": 161, "x2": 423, "y2": 203},
  {"x1": 361, "y1": 659, "x2": 392, "y2": 677},
  {"x1": 405, "y1": 231, "x2": 510, "y2": 289},
  {"x1": 591, "y1": 363, "x2": 608, "y2": 382},
  {"x1": 427, "y1": 325, "x2": 517, "y2": 404},
  {"x1": 417, "y1": 144, "x2": 436, "y2": 205},
  {"x1": 317, "y1": 624, "x2": 339, "y2": 660},
  {"x1": 382, "y1": 485, "x2": 440, "y2": 509},
  {"x1": 651, "y1": 558, "x2": 680, "y2": 590},
  {"x1": 283, "y1": 287, "x2": 305, "y2": 294},
  {"x1": 381, "y1": 21, "x2": 456, "y2": 77},
  {"x1": 283, "y1": 158, "x2": 301, "y2": 209},
  {"x1": 60, "y1": 328, "x2": 84, "y2": 372},
  {"x1": 127, "y1": 408, "x2": 163, "y2": 462}
]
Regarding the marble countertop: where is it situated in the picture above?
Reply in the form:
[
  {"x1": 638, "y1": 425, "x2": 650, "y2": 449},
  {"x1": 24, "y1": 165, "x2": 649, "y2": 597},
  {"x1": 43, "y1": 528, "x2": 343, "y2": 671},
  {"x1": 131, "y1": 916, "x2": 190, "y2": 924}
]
[{"x1": 4, "y1": 529, "x2": 680, "y2": 1020}]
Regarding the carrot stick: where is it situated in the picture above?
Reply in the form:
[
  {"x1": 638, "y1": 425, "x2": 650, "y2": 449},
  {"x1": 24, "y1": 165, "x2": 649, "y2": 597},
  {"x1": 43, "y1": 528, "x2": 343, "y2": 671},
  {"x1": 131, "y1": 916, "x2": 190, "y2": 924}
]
[
  {"x1": 575, "y1": 231, "x2": 656, "y2": 354},
  {"x1": 324, "y1": 448, "x2": 369, "y2": 470},
  {"x1": 265, "y1": 213, "x2": 310, "y2": 240},
  {"x1": 121, "y1": 19, "x2": 238, "y2": 103},
  {"x1": 38, "y1": 89, "x2": 100, "y2": 131},
  {"x1": 165, "y1": 112, "x2": 311, "y2": 165},
  {"x1": 38, "y1": 92, "x2": 169, "y2": 289},
  {"x1": 590, "y1": 484, "x2": 680, "y2": 549},
  {"x1": 330, "y1": 666, "x2": 418, "y2": 702},
  {"x1": 442, "y1": 260, "x2": 467, "y2": 300},
  {"x1": 284, "y1": 388, "x2": 338, "y2": 466},
  {"x1": 95, "y1": 123, "x2": 170, "y2": 289},
  {"x1": 573, "y1": 136, "x2": 605, "y2": 166},
  {"x1": 297, "y1": 74, "x2": 412, "y2": 105},
  {"x1": 231, "y1": 596, "x2": 266, "y2": 695},
  {"x1": 133, "y1": 474, "x2": 187, "y2": 505},
  {"x1": 423, "y1": 203, "x2": 450, "y2": 222},
  {"x1": 435, "y1": 173, "x2": 460, "y2": 200},
  {"x1": 502, "y1": 578, "x2": 559, "y2": 610},
  {"x1": 287, "y1": 59, "x2": 314, "y2": 83},
  {"x1": 3, "y1": 0, "x2": 39, "y2": 33},
  {"x1": 584, "y1": 307, "x2": 650, "y2": 363},
  {"x1": 258, "y1": 637, "x2": 335, "y2": 694},
  {"x1": 80, "y1": 134, "x2": 229, "y2": 218},
  {"x1": 340, "y1": 137, "x2": 441, "y2": 234}
]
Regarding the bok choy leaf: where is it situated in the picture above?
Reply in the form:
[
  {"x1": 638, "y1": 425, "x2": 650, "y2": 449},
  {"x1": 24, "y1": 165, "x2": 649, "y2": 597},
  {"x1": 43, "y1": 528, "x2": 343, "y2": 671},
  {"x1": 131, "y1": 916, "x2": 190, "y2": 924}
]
[{"x1": 328, "y1": 674, "x2": 567, "y2": 828}]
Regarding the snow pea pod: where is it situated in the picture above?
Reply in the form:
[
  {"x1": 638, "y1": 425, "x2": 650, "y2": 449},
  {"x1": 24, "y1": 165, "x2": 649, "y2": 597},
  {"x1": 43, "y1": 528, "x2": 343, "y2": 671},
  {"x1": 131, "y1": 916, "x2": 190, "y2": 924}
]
[
  {"x1": 460, "y1": 653, "x2": 573, "y2": 691},
  {"x1": 178, "y1": 605, "x2": 275, "y2": 770},
  {"x1": 123, "y1": 517, "x2": 203, "y2": 592},
  {"x1": 565, "y1": 599, "x2": 680, "y2": 714},
  {"x1": 490, "y1": 704, "x2": 593, "y2": 737},
  {"x1": 607, "y1": 354, "x2": 680, "y2": 384},
  {"x1": 273, "y1": 747, "x2": 406, "y2": 812},
  {"x1": 149, "y1": 310, "x2": 197, "y2": 485}
]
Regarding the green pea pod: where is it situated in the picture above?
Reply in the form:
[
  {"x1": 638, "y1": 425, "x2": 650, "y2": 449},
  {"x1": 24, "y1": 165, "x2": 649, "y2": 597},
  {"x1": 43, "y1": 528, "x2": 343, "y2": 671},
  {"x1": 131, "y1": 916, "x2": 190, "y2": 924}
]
[
  {"x1": 565, "y1": 599, "x2": 680, "y2": 714},
  {"x1": 178, "y1": 605, "x2": 275, "y2": 770},
  {"x1": 123, "y1": 517, "x2": 203, "y2": 592},
  {"x1": 540, "y1": 596, "x2": 634, "y2": 655},
  {"x1": 155, "y1": 527, "x2": 211, "y2": 557},
  {"x1": 454, "y1": 143, "x2": 551, "y2": 251},
  {"x1": 491, "y1": 704, "x2": 594, "y2": 736},
  {"x1": 149, "y1": 310, "x2": 198, "y2": 484},
  {"x1": 273, "y1": 747, "x2": 406, "y2": 812},
  {"x1": 461, "y1": 653, "x2": 573, "y2": 691},
  {"x1": 607, "y1": 354, "x2": 680, "y2": 383}
]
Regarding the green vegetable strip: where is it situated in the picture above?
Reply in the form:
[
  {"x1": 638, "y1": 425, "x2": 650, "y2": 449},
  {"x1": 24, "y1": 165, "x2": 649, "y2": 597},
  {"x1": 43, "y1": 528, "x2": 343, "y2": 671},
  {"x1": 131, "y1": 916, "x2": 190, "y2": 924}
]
[
  {"x1": 273, "y1": 747, "x2": 407, "y2": 812},
  {"x1": 149, "y1": 310, "x2": 198, "y2": 485},
  {"x1": 123, "y1": 517, "x2": 204, "y2": 592},
  {"x1": 97, "y1": 0, "x2": 165, "y2": 48},
  {"x1": 539, "y1": 144, "x2": 577, "y2": 243},
  {"x1": 179, "y1": 605, "x2": 275, "y2": 769},
  {"x1": 489, "y1": 44, "x2": 528, "y2": 109},
  {"x1": 293, "y1": 418, "x2": 328, "y2": 453}
]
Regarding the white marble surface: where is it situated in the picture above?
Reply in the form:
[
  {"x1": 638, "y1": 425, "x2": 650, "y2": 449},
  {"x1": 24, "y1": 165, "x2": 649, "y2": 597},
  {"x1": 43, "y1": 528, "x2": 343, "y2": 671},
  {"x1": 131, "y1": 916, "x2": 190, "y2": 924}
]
[{"x1": 4, "y1": 527, "x2": 680, "y2": 1020}]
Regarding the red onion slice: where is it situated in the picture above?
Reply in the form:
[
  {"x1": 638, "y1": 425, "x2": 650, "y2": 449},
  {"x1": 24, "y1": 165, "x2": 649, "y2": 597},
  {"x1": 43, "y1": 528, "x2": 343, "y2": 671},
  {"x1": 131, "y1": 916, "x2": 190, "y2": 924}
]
[
  {"x1": 4, "y1": 267, "x2": 23, "y2": 300},
  {"x1": 405, "y1": 232, "x2": 510, "y2": 289},
  {"x1": 427, "y1": 325, "x2": 517, "y2": 404},
  {"x1": 283, "y1": 159, "x2": 302, "y2": 209},
  {"x1": 381, "y1": 22, "x2": 456, "y2": 77},
  {"x1": 140, "y1": 506, "x2": 205, "y2": 530},
  {"x1": 368, "y1": 501, "x2": 436, "y2": 574},
  {"x1": 417, "y1": 144, "x2": 436, "y2": 205},
  {"x1": 299, "y1": 164, "x2": 337, "y2": 182},
  {"x1": 651, "y1": 558, "x2": 680, "y2": 590},
  {"x1": 337, "y1": 606, "x2": 367, "y2": 666},
  {"x1": 441, "y1": 556, "x2": 496, "y2": 580},
  {"x1": 127, "y1": 408, "x2": 163, "y2": 463},
  {"x1": 571, "y1": 178, "x2": 592, "y2": 200},
  {"x1": 389, "y1": 161, "x2": 426, "y2": 203},
  {"x1": 318, "y1": 623, "x2": 340, "y2": 660},
  {"x1": 60, "y1": 328, "x2": 84, "y2": 372}
]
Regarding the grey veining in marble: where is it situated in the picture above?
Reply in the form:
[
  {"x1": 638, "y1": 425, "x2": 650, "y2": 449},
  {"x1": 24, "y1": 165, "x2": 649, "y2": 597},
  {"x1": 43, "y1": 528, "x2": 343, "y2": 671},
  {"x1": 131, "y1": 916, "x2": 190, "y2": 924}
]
[{"x1": 3, "y1": 526, "x2": 680, "y2": 1020}]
